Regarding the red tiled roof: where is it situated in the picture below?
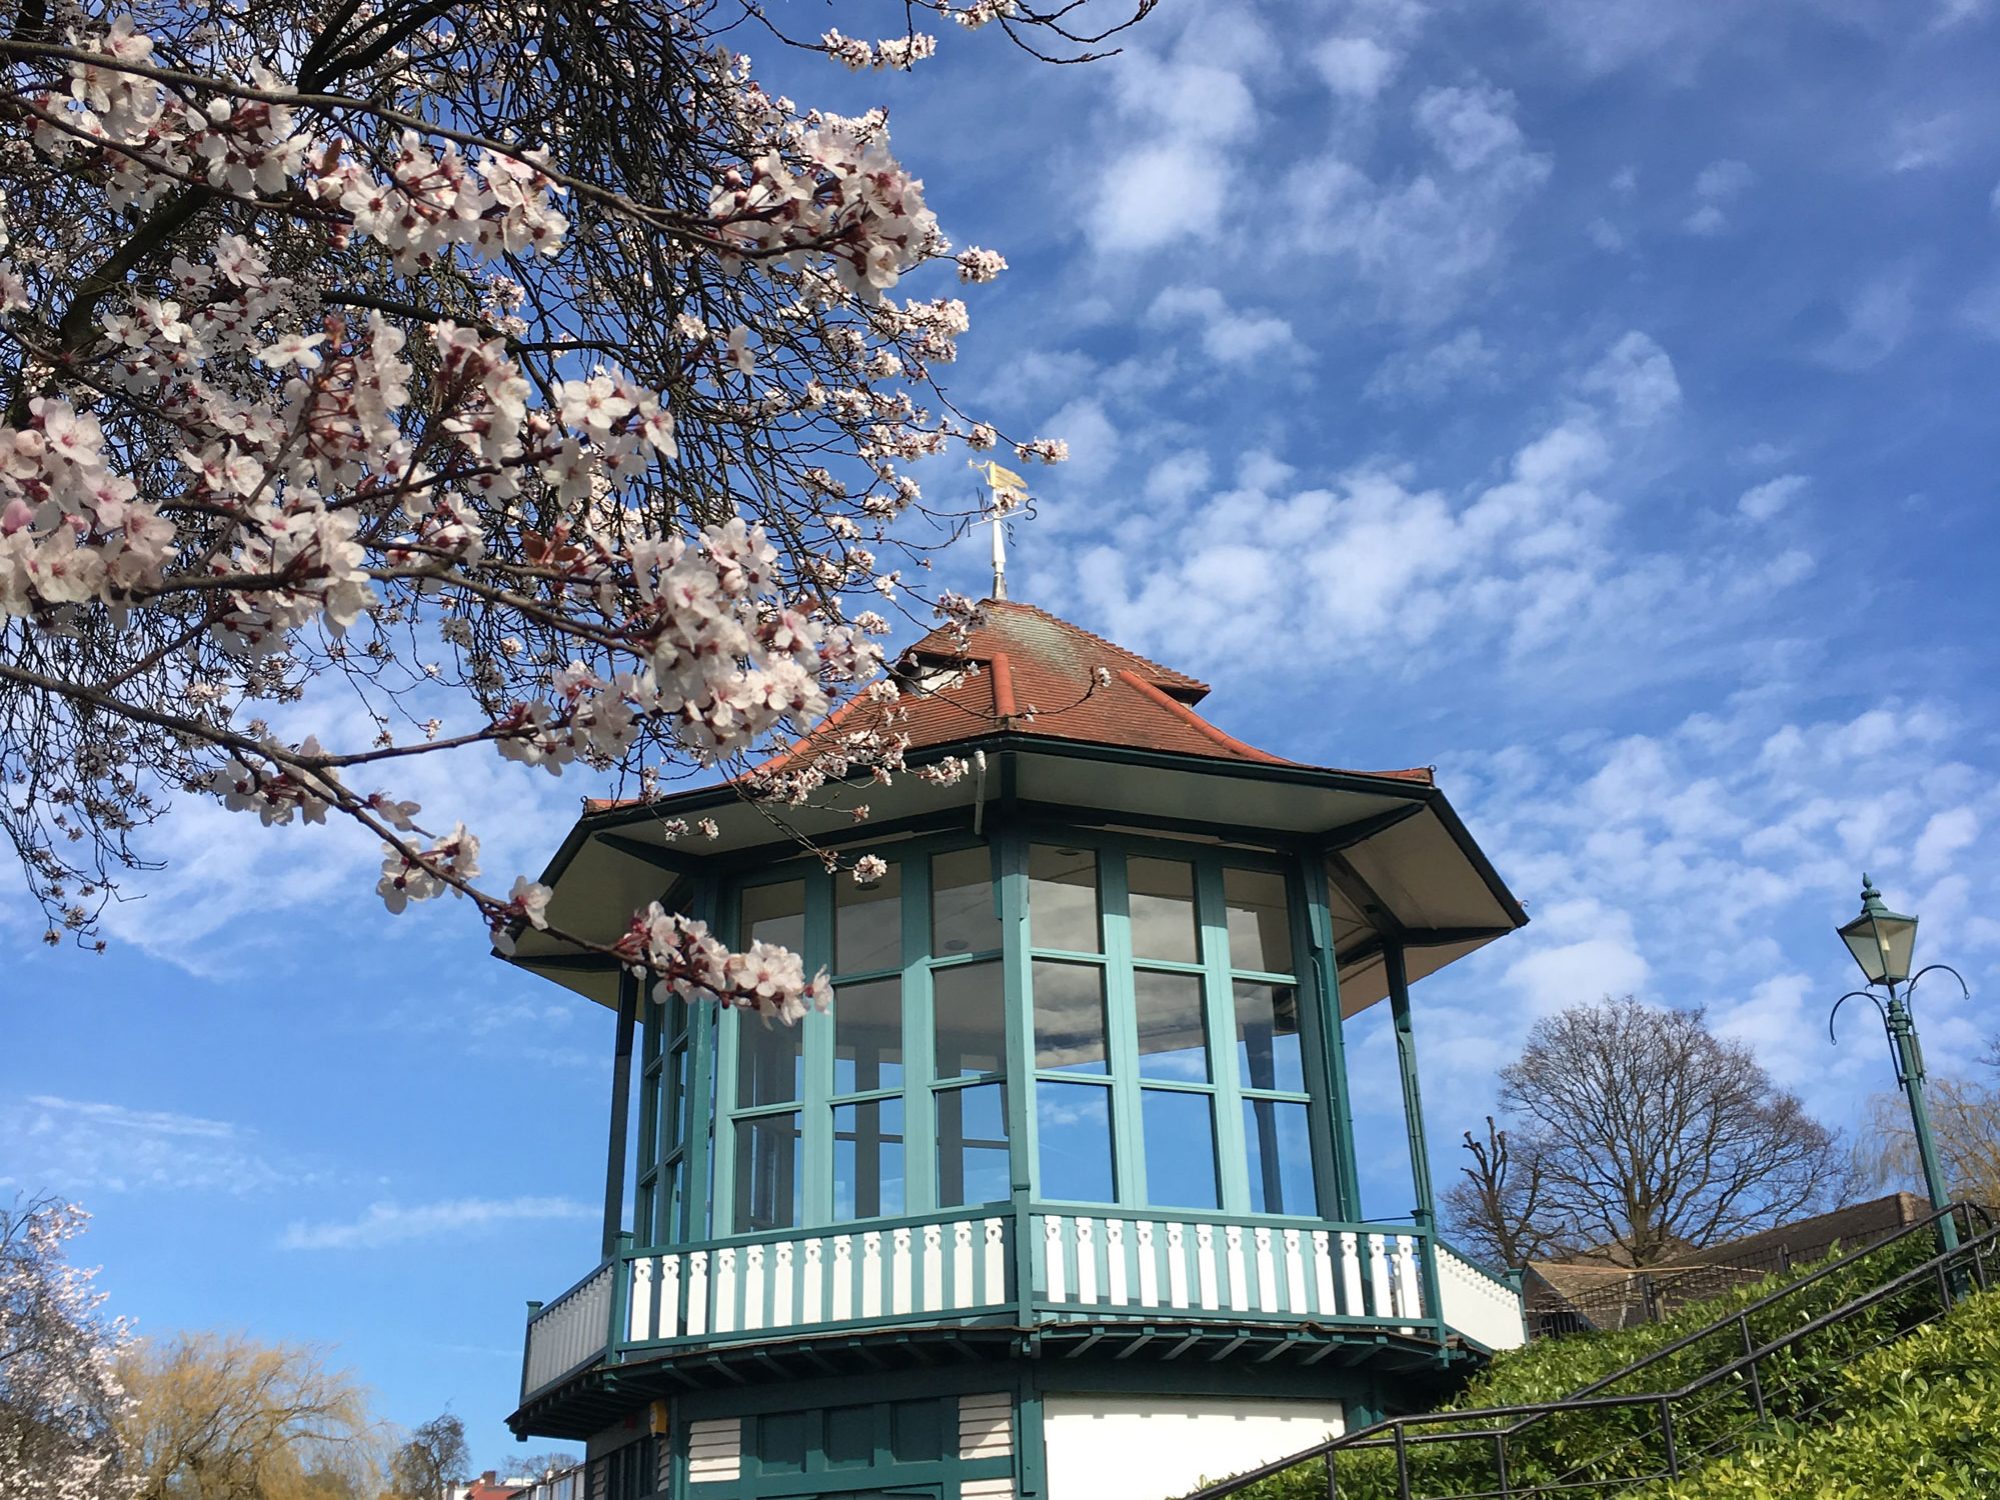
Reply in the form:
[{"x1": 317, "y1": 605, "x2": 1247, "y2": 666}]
[{"x1": 744, "y1": 599, "x2": 1435, "y2": 786}]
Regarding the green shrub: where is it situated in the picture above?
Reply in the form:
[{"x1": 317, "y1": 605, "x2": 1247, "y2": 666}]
[
  {"x1": 1632, "y1": 1288, "x2": 2000, "y2": 1499},
  {"x1": 1223, "y1": 1233, "x2": 1950, "y2": 1500}
]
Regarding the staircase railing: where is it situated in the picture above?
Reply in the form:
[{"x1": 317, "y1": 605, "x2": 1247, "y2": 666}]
[{"x1": 1182, "y1": 1204, "x2": 1997, "y2": 1500}]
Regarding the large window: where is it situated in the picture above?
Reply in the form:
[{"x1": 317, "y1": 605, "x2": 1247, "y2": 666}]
[
  {"x1": 690, "y1": 833, "x2": 1322, "y2": 1241},
  {"x1": 1027, "y1": 841, "x2": 1317, "y2": 1217}
]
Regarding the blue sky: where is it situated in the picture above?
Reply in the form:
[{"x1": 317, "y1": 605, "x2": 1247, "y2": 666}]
[{"x1": 7, "y1": 0, "x2": 2000, "y2": 1471}]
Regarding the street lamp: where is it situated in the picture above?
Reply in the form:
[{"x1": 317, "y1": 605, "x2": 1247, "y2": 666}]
[{"x1": 1829, "y1": 875, "x2": 1967, "y2": 1252}]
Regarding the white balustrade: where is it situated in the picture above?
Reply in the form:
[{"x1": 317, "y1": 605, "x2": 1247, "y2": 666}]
[
  {"x1": 1435, "y1": 1242, "x2": 1527, "y2": 1350},
  {"x1": 1031, "y1": 1212, "x2": 1429, "y2": 1324},
  {"x1": 527, "y1": 1211, "x2": 1473, "y2": 1392},
  {"x1": 522, "y1": 1261, "x2": 615, "y2": 1396}
]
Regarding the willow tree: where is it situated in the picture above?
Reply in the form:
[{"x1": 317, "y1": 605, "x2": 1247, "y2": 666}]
[{"x1": 0, "y1": 0, "x2": 1146, "y2": 1015}]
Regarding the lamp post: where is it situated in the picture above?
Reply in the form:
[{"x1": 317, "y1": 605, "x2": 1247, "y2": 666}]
[{"x1": 1829, "y1": 875, "x2": 1964, "y2": 1252}]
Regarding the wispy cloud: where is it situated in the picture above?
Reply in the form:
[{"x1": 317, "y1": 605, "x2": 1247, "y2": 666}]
[
  {"x1": 280, "y1": 1195, "x2": 594, "y2": 1251},
  {"x1": 0, "y1": 1094, "x2": 298, "y2": 1195}
]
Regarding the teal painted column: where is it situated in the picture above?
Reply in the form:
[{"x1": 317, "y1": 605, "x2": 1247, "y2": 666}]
[
  {"x1": 603, "y1": 969, "x2": 639, "y2": 1260},
  {"x1": 1385, "y1": 942, "x2": 1446, "y2": 1349},
  {"x1": 1303, "y1": 860, "x2": 1362, "y2": 1220},
  {"x1": 996, "y1": 822, "x2": 1037, "y2": 1325}
]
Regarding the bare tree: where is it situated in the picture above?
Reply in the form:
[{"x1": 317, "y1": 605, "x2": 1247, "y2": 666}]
[
  {"x1": 1478, "y1": 997, "x2": 1848, "y2": 1266},
  {"x1": 1442, "y1": 1115, "x2": 1565, "y2": 1267},
  {"x1": 390, "y1": 1413, "x2": 468, "y2": 1500},
  {"x1": 0, "y1": 1199, "x2": 131, "y2": 1500},
  {"x1": 517, "y1": 1450, "x2": 581, "y2": 1479}
]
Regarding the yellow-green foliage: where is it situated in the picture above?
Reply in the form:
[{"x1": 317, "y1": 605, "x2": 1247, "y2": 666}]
[
  {"x1": 1225, "y1": 1235, "x2": 1948, "y2": 1500},
  {"x1": 1631, "y1": 1288, "x2": 2000, "y2": 1500}
]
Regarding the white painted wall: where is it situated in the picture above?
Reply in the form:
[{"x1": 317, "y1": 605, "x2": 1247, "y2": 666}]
[{"x1": 1042, "y1": 1394, "x2": 1344, "y2": 1500}]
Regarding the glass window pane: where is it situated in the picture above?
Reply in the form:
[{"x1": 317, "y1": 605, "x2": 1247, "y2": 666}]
[
  {"x1": 734, "y1": 1112, "x2": 801, "y2": 1231},
  {"x1": 1128, "y1": 856, "x2": 1200, "y2": 964},
  {"x1": 741, "y1": 878, "x2": 806, "y2": 952},
  {"x1": 937, "y1": 1082, "x2": 1010, "y2": 1207},
  {"x1": 836, "y1": 859, "x2": 901, "y2": 974},
  {"x1": 933, "y1": 960, "x2": 1005, "y2": 1079},
  {"x1": 1033, "y1": 960, "x2": 1108, "y2": 1073},
  {"x1": 1143, "y1": 1089, "x2": 1219, "y2": 1210},
  {"x1": 1226, "y1": 867, "x2": 1294, "y2": 973},
  {"x1": 1029, "y1": 845, "x2": 1100, "y2": 953},
  {"x1": 737, "y1": 1011, "x2": 802, "y2": 1106},
  {"x1": 833, "y1": 1097, "x2": 905, "y2": 1219},
  {"x1": 1037, "y1": 1080, "x2": 1115, "y2": 1202},
  {"x1": 1235, "y1": 981, "x2": 1304, "y2": 1094},
  {"x1": 1134, "y1": 970, "x2": 1209, "y2": 1082},
  {"x1": 662, "y1": 1043, "x2": 690, "y2": 1153},
  {"x1": 1243, "y1": 1099, "x2": 1315, "y2": 1216},
  {"x1": 834, "y1": 978, "x2": 903, "y2": 1094},
  {"x1": 933, "y1": 846, "x2": 1000, "y2": 956}
]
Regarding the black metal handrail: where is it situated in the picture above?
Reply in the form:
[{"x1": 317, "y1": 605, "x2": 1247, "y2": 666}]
[{"x1": 1184, "y1": 1203, "x2": 1995, "y2": 1500}]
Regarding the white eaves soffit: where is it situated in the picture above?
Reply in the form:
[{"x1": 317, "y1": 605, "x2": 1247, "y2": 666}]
[{"x1": 503, "y1": 742, "x2": 1526, "y2": 1013}]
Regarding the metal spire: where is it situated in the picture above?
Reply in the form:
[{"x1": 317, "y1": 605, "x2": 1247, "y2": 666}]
[{"x1": 990, "y1": 504, "x2": 1007, "y2": 600}]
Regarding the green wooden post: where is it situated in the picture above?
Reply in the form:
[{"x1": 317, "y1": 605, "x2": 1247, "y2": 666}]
[
  {"x1": 1302, "y1": 859, "x2": 1363, "y2": 1220},
  {"x1": 997, "y1": 823, "x2": 1038, "y2": 1323},
  {"x1": 1385, "y1": 942, "x2": 1447, "y2": 1350},
  {"x1": 902, "y1": 852, "x2": 939, "y2": 1214},
  {"x1": 1100, "y1": 850, "x2": 1144, "y2": 1204},
  {"x1": 603, "y1": 971, "x2": 639, "y2": 1260},
  {"x1": 607, "y1": 1229, "x2": 634, "y2": 1363},
  {"x1": 681, "y1": 874, "x2": 720, "y2": 1242},
  {"x1": 1199, "y1": 856, "x2": 1253, "y2": 1216}
]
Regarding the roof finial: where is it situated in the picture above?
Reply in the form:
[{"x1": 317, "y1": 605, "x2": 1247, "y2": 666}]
[
  {"x1": 970, "y1": 459, "x2": 1028, "y2": 602},
  {"x1": 990, "y1": 503, "x2": 1007, "y2": 600}
]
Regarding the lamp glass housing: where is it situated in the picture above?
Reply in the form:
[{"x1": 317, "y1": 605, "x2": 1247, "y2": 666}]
[{"x1": 1839, "y1": 900, "x2": 1918, "y2": 986}]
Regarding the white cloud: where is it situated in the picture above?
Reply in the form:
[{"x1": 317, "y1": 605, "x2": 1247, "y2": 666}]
[
  {"x1": 1365, "y1": 328, "x2": 1501, "y2": 402},
  {"x1": 1586, "y1": 218, "x2": 1626, "y2": 252},
  {"x1": 1739, "y1": 473, "x2": 1809, "y2": 521},
  {"x1": 1314, "y1": 36, "x2": 1401, "y2": 100},
  {"x1": 1913, "y1": 806, "x2": 1978, "y2": 875},
  {"x1": 1816, "y1": 268, "x2": 1918, "y2": 370},
  {"x1": 280, "y1": 1195, "x2": 593, "y2": 1250},
  {"x1": 0, "y1": 1095, "x2": 297, "y2": 1195},
  {"x1": 1580, "y1": 331, "x2": 1682, "y2": 426},
  {"x1": 1887, "y1": 113, "x2": 1961, "y2": 173},
  {"x1": 1083, "y1": 39, "x2": 1259, "y2": 254},
  {"x1": 1143, "y1": 449, "x2": 1213, "y2": 506},
  {"x1": 1146, "y1": 284, "x2": 1306, "y2": 368},
  {"x1": 1683, "y1": 159, "x2": 1754, "y2": 236},
  {"x1": 1288, "y1": 80, "x2": 1552, "y2": 325},
  {"x1": 1413, "y1": 83, "x2": 1530, "y2": 172},
  {"x1": 1958, "y1": 277, "x2": 2000, "y2": 341}
]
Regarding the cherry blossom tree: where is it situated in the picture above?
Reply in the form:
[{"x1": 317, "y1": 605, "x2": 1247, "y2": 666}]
[
  {"x1": 0, "y1": 0, "x2": 1148, "y2": 1019},
  {"x1": 0, "y1": 1199, "x2": 133, "y2": 1500}
]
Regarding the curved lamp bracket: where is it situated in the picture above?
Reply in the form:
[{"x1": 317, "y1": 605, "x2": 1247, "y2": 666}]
[
  {"x1": 1906, "y1": 963, "x2": 1971, "y2": 1020},
  {"x1": 1828, "y1": 988, "x2": 1886, "y2": 1045}
]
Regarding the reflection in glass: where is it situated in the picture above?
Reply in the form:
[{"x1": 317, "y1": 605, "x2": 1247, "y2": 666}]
[
  {"x1": 1033, "y1": 960, "x2": 1108, "y2": 1072},
  {"x1": 735, "y1": 1112, "x2": 801, "y2": 1230},
  {"x1": 933, "y1": 846, "x2": 1000, "y2": 955},
  {"x1": 833, "y1": 1097, "x2": 905, "y2": 1218},
  {"x1": 834, "y1": 978, "x2": 903, "y2": 1094},
  {"x1": 1037, "y1": 1080, "x2": 1115, "y2": 1201},
  {"x1": 836, "y1": 859, "x2": 901, "y2": 974},
  {"x1": 1234, "y1": 981, "x2": 1304, "y2": 1093},
  {"x1": 937, "y1": 1082, "x2": 1010, "y2": 1206},
  {"x1": 1142, "y1": 1089, "x2": 1219, "y2": 1209},
  {"x1": 1029, "y1": 846, "x2": 1100, "y2": 953},
  {"x1": 1225, "y1": 867, "x2": 1294, "y2": 973},
  {"x1": 1128, "y1": 857, "x2": 1200, "y2": 963},
  {"x1": 737, "y1": 1010, "x2": 802, "y2": 1106},
  {"x1": 1243, "y1": 1098, "x2": 1315, "y2": 1215},
  {"x1": 933, "y1": 960, "x2": 1005, "y2": 1078},
  {"x1": 740, "y1": 878, "x2": 805, "y2": 952},
  {"x1": 1134, "y1": 969, "x2": 1209, "y2": 1081}
]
